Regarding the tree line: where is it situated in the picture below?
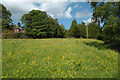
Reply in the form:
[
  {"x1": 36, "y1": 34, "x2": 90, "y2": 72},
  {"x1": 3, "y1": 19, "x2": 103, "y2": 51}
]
[
  {"x1": 1, "y1": 2, "x2": 120, "y2": 51},
  {"x1": 0, "y1": 3, "x2": 100, "y2": 39},
  {"x1": 21, "y1": 9, "x2": 100, "y2": 39}
]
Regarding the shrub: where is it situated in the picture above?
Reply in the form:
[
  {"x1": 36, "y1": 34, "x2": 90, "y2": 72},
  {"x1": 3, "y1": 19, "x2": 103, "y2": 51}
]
[
  {"x1": 2, "y1": 29, "x2": 27, "y2": 39},
  {"x1": 19, "y1": 33, "x2": 28, "y2": 39}
]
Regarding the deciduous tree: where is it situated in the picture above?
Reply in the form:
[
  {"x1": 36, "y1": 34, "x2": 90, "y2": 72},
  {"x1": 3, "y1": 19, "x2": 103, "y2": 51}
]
[
  {"x1": 90, "y1": 2, "x2": 120, "y2": 43},
  {"x1": 0, "y1": 4, "x2": 13, "y2": 30}
]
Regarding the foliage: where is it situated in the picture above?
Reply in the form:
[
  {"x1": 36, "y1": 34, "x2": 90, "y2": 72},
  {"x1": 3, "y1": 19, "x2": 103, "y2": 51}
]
[
  {"x1": 19, "y1": 33, "x2": 28, "y2": 39},
  {"x1": 2, "y1": 29, "x2": 27, "y2": 39},
  {"x1": 2, "y1": 29, "x2": 12, "y2": 39},
  {"x1": 2, "y1": 29, "x2": 19, "y2": 39},
  {"x1": 69, "y1": 19, "x2": 79, "y2": 38},
  {"x1": 57, "y1": 25, "x2": 66, "y2": 38},
  {"x1": 0, "y1": 3, "x2": 13, "y2": 30},
  {"x1": 87, "y1": 22, "x2": 100, "y2": 39},
  {"x1": 78, "y1": 22, "x2": 86, "y2": 38},
  {"x1": 17, "y1": 22, "x2": 21, "y2": 28},
  {"x1": 69, "y1": 20, "x2": 86, "y2": 38},
  {"x1": 45, "y1": 18, "x2": 57, "y2": 38},
  {"x1": 21, "y1": 10, "x2": 66, "y2": 38},
  {"x1": 2, "y1": 39, "x2": 119, "y2": 78},
  {"x1": 96, "y1": 28, "x2": 103, "y2": 40},
  {"x1": 21, "y1": 10, "x2": 47, "y2": 38},
  {"x1": 90, "y1": 2, "x2": 120, "y2": 43}
]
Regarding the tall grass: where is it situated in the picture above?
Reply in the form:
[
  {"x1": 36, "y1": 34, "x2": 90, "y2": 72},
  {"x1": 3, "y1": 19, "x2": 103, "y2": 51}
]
[{"x1": 2, "y1": 39, "x2": 119, "y2": 78}]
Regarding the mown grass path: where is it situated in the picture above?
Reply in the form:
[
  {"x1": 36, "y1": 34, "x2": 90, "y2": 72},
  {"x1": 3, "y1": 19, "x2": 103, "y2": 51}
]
[{"x1": 2, "y1": 39, "x2": 119, "y2": 78}]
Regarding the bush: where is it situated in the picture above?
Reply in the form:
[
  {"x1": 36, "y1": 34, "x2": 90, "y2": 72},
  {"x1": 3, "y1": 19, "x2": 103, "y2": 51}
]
[
  {"x1": 12, "y1": 32, "x2": 20, "y2": 38},
  {"x1": 107, "y1": 38, "x2": 120, "y2": 52},
  {"x1": 96, "y1": 32, "x2": 103, "y2": 41},
  {"x1": 2, "y1": 29, "x2": 27, "y2": 39},
  {"x1": 2, "y1": 29, "x2": 13, "y2": 39},
  {"x1": 19, "y1": 33, "x2": 28, "y2": 39}
]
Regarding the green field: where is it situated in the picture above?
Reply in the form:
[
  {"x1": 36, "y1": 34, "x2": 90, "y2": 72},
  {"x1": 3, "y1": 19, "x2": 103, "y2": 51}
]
[{"x1": 2, "y1": 39, "x2": 119, "y2": 78}]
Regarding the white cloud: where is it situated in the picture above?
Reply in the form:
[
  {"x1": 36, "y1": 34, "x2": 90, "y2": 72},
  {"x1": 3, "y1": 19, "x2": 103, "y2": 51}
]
[
  {"x1": 83, "y1": 18, "x2": 94, "y2": 25},
  {"x1": 0, "y1": 0, "x2": 72, "y2": 24},
  {"x1": 79, "y1": 6, "x2": 83, "y2": 8},
  {"x1": 2, "y1": 0, "x2": 115, "y2": 2},
  {"x1": 64, "y1": 7, "x2": 72, "y2": 18},
  {"x1": 69, "y1": 0, "x2": 88, "y2": 2},
  {"x1": 73, "y1": 4, "x2": 82, "y2": 9},
  {"x1": 1, "y1": 0, "x2": 68, "y2": 2},
  {"x1": 1, "y1": 0, "x2": 91, "y2": 2},
  {"x1": 39, "y1": 2, "x2": 69, "y2": 18},
  {"x1": 75, "y1": 10, "x2": 92, "y2": 18},
  {"x1": 0, "y1": 2, "x2": 39, "y2": 24},
  {"x1": 73, "y1": 4, "x2": 78, "y2": 8},
  {"x1": 0, "y1": 0, "x2": 91, "y2": 25}
]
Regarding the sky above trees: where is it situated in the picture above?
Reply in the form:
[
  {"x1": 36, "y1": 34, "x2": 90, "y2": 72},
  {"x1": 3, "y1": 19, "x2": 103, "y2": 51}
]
[{"x1": 1, "y1": 0, "x2": 97, "y2": 29}]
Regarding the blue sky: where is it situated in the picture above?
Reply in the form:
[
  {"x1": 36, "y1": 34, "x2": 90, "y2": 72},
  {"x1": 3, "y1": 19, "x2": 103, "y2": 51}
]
[
  {"x1": 1, "y1": 1, "x2": 94, "y2": 29},
  {"x1": 57, "y1": 2, "x2": 93, "y2": 29}
]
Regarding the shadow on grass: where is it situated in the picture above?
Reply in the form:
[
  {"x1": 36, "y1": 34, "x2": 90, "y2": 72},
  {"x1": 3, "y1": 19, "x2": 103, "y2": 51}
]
[
  {"x1": 84, "y1": 41, "x2": 107, "y2": 50},
  {"x1": 84, "y1": 40, "x2": 120, "y2": 53}
]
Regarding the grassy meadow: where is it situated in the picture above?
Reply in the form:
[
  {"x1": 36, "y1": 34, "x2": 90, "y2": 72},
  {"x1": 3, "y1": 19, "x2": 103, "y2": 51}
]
[{"x1": 2, "y1": 39, "x2": 119, "y2": 78}]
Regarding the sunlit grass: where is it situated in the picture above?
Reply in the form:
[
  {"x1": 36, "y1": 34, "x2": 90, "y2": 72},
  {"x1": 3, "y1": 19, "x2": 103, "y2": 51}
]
[{"x1": 2, "y1": 39, "x2": 119, "y2": 78}]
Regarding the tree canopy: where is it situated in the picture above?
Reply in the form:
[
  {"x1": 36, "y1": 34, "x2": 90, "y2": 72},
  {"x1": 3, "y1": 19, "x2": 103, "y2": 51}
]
[
  {"x1": 90, "y1": 2, "x2": 120, "y2": 43},
  {"x1": 21, "y1": 10, "x2": 66, "y2": 38},
  {"x1": 69, "y1": 19, "x2": 79, "y2": 38},
  {"x1": 69, "y1": 20, "x2": 86, "y2": 38},
  {"x1": 87, "y1": 22, "x2": 100, "y2": 38},
  {"x1": 0, "y1": 3, "x2": 13, "y2": 30},
  {"x1": 78, "y1": 22, "x2": 86, "y2": 38}
]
